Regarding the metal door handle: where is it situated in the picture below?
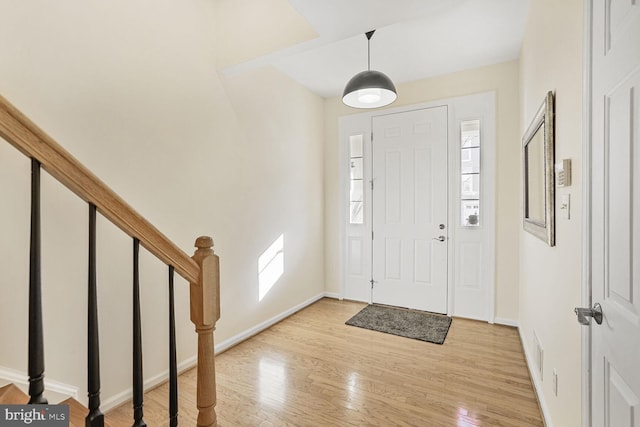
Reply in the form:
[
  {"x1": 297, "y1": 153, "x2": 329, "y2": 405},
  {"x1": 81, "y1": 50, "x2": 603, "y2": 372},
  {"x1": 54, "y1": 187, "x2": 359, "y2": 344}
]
[
  {"x1": 433, "y1": 236, "x2": 445, "y2": 242},
  {"x1": 574, "y1": 303, "x2": 603, "y2": 325}
]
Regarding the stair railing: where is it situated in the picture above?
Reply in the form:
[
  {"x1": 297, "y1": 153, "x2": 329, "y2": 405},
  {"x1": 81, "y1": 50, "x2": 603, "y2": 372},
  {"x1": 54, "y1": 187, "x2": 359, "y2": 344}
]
[{"x1": 0, "y1": 94, "x2": 220, "y2": 427}]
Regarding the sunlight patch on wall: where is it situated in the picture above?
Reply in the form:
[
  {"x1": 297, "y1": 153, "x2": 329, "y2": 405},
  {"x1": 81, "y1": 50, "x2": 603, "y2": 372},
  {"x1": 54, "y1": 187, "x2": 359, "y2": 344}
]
[{"x1": 258, "y1": 234, "x2": 284, "y2": 301}]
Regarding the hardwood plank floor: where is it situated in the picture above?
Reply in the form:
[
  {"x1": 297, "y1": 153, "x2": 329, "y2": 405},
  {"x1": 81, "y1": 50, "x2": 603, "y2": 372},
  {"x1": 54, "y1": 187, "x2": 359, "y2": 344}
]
[{"x1": 108, "y1": 298, "x2": 543, "y2": 426}]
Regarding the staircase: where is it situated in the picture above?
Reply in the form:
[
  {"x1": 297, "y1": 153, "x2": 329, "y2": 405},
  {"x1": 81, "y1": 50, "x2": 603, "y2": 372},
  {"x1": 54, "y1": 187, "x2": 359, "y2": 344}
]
[
  {"x1": 0, "y1": 94, "x2": 221, "y2": 426},
  {"x1": 0, "y1": 384, "x2": 115, "y2": 427}
]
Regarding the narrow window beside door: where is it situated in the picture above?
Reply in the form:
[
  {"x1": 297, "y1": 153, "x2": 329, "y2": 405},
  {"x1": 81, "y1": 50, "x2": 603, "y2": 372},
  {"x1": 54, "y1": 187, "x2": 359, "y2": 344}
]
[
  {"x1": 349, "y1": 134, "x2": 364, "y2": 224},
  {"x1": 460, "y1": 120, "x2": 481, "y2": 227}
]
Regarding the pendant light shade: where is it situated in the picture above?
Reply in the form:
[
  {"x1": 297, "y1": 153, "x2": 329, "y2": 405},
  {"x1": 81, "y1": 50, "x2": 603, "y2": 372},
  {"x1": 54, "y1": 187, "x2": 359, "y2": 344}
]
[
  {"x1": 343, "y1": 30, "x2": 397, "y2": 109},
  {"x1": 342, "y1": 70, "x2": 397, "y2": 108}
]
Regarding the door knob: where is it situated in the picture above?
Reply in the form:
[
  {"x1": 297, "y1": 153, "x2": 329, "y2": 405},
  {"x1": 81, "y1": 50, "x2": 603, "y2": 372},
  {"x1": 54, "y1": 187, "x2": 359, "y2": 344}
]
[
  {"x1": 433, "y1": 236, "x2": 446, "y2": 242},
  {"x1": 574, "y1": 303, "x2": 603, "y2": 325}
]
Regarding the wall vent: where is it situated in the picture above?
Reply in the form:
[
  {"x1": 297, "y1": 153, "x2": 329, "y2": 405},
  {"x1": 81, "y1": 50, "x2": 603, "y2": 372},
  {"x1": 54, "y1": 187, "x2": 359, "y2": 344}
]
[{"x1": 533, "y1": 331, "x2": 544, "y2": 380}]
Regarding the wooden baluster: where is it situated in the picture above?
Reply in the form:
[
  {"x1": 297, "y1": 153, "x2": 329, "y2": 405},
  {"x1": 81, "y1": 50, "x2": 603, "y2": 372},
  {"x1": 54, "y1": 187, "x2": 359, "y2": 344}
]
[
  {"x1": 28, "y1": 158, "x2": 47, "y2": 404},
  {"x1": 168, "y1": 266, "x2": 178, "y2": 427},
  {"x1": 132, "y1": 238, "x2": 146, "y2": 427},
  {"x1": 87, "y1": 203, "x2": 104, "y2": 426},
  {"x1": 190, "y1": 236, "x2": 220, "y2": 427}
]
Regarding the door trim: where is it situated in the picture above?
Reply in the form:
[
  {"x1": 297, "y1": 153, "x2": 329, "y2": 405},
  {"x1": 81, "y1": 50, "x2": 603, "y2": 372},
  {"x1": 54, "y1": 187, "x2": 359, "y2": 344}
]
[
  {"x1": 338, "y1": 93, "x2": 496, "y2": 322},
  {"x1": 581, "y1": 1, "x2": 593, "y2": 426}
]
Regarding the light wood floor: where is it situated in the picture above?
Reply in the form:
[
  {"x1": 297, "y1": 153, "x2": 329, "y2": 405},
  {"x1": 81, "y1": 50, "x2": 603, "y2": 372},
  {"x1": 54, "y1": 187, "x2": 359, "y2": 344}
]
[{"x1": 109, "y1": 298, "x2": 543, "y2": 426}]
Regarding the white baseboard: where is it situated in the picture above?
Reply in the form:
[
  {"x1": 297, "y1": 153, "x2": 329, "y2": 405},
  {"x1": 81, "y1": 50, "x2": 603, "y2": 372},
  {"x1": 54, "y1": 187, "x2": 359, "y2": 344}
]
[
  {"x1": 215, "y1": 292, "x2": 328, "y2": 354},
  {"x1": 0, "y1": 365, "x2": 78, "y2": 402},
  {"x1": 102, "y1": 355, "x2": 197, "y2": 412},
  {"x1": 494, "y1": 317, "x2": 518, "y2": 327},
  {"x1": 322, "y1": 292, "x2": 341, "y2": 300},
  {"x1": 518, "y1": 327, "x2": 553, "y2": 427}
]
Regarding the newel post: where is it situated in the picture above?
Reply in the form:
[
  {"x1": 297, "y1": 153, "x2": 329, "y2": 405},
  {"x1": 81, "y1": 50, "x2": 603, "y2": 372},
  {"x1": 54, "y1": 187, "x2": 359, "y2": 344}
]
[{"x1": 190, "y1": 236, "x2": 220, "y2": 427}]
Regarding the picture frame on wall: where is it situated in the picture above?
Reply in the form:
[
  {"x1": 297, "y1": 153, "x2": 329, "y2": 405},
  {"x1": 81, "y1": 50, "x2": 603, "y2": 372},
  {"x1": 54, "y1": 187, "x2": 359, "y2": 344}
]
[{"x1": 522, "y1": 91, "x2": 555, "y2": 246}]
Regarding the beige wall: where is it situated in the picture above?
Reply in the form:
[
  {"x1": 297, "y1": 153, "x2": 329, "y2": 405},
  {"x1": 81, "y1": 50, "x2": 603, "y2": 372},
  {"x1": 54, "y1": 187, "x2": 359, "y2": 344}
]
[
  {"x1": 216, "y1": 0, "x2": 317, "y2": 69},
  {"x1": 324, "y1": 60, "x2": 521, "y2": 321},
  {"x1": 0, "y1": 0, "x2": 324, "y2": 406},
  {"x1": 519, "y1": 0, "x2": 584, "y2": 425}
]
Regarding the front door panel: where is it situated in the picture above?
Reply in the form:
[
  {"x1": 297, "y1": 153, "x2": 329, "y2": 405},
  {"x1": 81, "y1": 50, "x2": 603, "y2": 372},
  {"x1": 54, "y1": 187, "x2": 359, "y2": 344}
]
[{"x1": 372, "y1": 107, "x2": 448, "y2": 313}]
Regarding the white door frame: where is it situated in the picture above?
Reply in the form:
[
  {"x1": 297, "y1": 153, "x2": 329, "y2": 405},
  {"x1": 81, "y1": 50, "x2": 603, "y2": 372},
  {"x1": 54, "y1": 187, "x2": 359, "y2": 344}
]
[
  {"x1": 338, "y1": 93, "x2": 496, "y2": 322},
  {"x1": 581, "y1": 1, "x2": 593, "y2": 425}
]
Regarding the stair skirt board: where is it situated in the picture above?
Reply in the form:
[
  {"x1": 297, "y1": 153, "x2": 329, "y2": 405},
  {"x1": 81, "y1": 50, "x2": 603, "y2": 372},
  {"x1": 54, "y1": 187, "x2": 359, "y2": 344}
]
[{"x1": 0, "y1": 365, "x2": 78, "y2": 402}]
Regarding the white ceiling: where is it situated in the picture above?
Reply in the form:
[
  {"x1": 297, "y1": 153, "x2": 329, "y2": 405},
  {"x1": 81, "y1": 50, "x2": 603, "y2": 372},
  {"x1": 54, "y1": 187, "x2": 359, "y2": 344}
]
[{"x1": 221, "y1": 0, "x2": 531, "y2": 98}]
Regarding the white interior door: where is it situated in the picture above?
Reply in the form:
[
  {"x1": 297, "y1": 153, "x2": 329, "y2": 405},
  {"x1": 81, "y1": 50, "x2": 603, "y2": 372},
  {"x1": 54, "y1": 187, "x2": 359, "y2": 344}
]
[
  {"x1": 371, "y1": 107, "x2": 448, "y2": 313},
  {"x1": 590, "y1": 1, "x2": 640, "y2": 425}
]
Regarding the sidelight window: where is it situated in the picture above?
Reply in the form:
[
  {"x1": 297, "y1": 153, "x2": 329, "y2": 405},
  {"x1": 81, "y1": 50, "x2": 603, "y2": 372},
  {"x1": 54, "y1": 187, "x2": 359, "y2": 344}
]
[
  {"x1": 349, "y1": 134, "x2": 365, "y2": 224},
  {"x1": 460, "y1": 120, "x2": 481, "y2": 227}
]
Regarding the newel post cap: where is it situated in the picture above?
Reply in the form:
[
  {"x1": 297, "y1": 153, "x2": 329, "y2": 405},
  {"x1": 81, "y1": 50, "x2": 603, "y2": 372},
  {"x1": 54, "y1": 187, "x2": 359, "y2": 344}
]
[{"x1": 195, "y1": 236, "x2": 214, "y2": 250}]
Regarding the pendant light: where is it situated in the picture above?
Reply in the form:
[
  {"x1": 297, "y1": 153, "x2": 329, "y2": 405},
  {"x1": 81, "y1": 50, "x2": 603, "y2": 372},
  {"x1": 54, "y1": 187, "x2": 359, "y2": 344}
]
[{"x1": 342, "y1": 30, "x2": 397, "y2": 109}]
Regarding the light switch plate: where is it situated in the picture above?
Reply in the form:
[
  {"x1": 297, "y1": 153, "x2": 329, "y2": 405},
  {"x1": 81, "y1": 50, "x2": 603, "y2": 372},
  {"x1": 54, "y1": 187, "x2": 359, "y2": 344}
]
[{"x1": 560, "y1": 194, "x2": 570, "y2": 219}]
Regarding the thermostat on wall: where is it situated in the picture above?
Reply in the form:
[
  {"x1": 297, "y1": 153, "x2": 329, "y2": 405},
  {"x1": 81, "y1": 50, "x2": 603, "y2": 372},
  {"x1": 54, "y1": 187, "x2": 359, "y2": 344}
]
[{"x1": 555, "y1": 159, "x2": 572, "y2": 187}]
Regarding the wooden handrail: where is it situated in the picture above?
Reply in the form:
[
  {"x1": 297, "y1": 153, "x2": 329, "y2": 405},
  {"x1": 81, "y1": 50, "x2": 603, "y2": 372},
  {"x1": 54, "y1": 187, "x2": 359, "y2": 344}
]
[{"x1": 0, "y1": 95, "x2": 199, "y2": 284}]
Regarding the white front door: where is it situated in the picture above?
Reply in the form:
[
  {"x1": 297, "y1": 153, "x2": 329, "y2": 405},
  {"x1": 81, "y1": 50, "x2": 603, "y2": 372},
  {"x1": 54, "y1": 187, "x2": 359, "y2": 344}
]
[
  {"x1": 590, "y1": 0, "x2": 640, "y2": 425},
  {"x1": 371, "y1": 107, "x2": 448, "y2": 313}
]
